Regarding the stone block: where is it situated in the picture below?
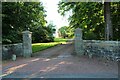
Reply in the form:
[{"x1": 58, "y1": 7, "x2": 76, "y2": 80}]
[
  {"x1": 74, "y1": 28, "x2": 84, "y2": 56},
  {"x1": 22, "y1": 31, "x2": 32, "y2": 58}
]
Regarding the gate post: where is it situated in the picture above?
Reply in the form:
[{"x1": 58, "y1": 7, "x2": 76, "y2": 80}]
[
  {"x1": 22, "y1": 31, "x2": 32, "y2": 58},
  {"x1": 74, "y1": 28, "x2": 84, "y2": 56}
]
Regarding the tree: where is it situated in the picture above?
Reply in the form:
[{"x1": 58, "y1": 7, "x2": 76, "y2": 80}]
[
  {"x1": 46, "y1": 22, "x2": 56, "y2": 42},
  {"x1": 2, "y1": 2, "x2": 56, "y2": 44},
  {"x1": 58, "y1": 2, "x2": 104, "y2": 40},
  {"x1": 58, "y1": 26, "x2": 74, "y2": 38},
  {"x1": 104, "y1": 2, "x2": 113, "y2": 40},
  {"x1": 58, "y1": 1, "x2": 120, "y2": 40},
  {"x1": 111, "y1": 2, "x2": 120, "y2": 40},
  {"x1": 58, "y1": 26, "x2": 67, "y2": 38}
]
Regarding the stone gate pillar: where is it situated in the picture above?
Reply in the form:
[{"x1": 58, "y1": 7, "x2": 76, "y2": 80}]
[
  {"x1": 74, "y1": 28, "x2": 84, "y2": 56},
  {"x1": 22, "y1": 31, "x2": 32, "y2": 58}
]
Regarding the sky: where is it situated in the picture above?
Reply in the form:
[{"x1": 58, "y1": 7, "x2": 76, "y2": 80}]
[{"x1": 40, "y1": 0, "x2": 69, "y2": 37}]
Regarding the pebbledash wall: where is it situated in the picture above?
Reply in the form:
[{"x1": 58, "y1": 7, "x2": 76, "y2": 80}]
[
  {"x1": 74, "y1": 28, "x2": 120, "y2": 61},
  {"x1": 2, "y1": 31, "x2": 32, "y2": 60}
]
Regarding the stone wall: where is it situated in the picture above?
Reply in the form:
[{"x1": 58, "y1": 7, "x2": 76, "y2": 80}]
[
  {"x1": 74, "y1": 28, "x2": 120, "y2": 61},
  {"x1": 2, "y1": 30, "x2": 32, "y2": 60},
  {"x1": 83, "y1": 40, "x2": 120, "y2": 60},
  {"x1": 2, "y1": 43, "x2": 23, "y2": 60}
]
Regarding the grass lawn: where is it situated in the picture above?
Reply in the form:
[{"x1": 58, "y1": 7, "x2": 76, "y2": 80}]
[
  {"x1": 32, "y1": 38, "x2": 68, "y2": 53},
  {"x1": 54, "y1": 38, "x2": 68, "y2": 42}
]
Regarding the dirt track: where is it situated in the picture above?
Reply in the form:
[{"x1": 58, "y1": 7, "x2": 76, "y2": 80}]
[{"x1": 2, "y1": 42, "x2": 118, "y2": 78}]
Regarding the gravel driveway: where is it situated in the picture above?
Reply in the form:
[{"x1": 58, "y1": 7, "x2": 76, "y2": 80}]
[{"x1": 2, "y1": 42, "x2": 118, "y2": 78}]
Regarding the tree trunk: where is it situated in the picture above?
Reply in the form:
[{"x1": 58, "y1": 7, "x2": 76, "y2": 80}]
[{"x1": 104, "y1": 2, "x2": 113, "y2": 41}]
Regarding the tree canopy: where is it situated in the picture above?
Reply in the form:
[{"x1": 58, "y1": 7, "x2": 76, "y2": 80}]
[
  {"x1": 58, "y1": 26, "x2": 74, "y2": 38},
  {"x1": 58, "y1": 2, "x2": 120, "y2": 40},
  {"x1": 2, "y1": 2, "x2": 56, "y2": 44}
]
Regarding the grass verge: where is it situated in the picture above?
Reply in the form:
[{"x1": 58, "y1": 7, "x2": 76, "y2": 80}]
[
  {"x1": 54, "y1": 38, "x2": 68, "y2": 42},
  {"x1": 32, "y1": 42, "x2": 60, "y2": 53},
  {"x1": 32, "y1": 38, "x2": 68, "y2": 53}
]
